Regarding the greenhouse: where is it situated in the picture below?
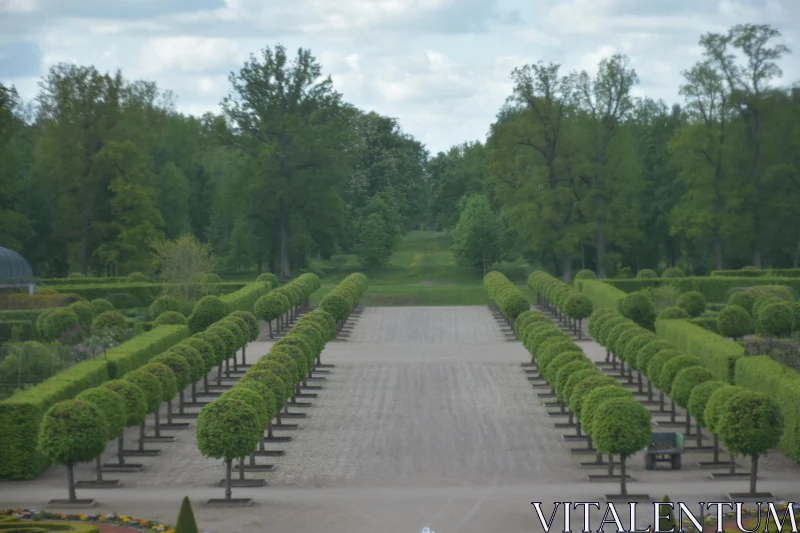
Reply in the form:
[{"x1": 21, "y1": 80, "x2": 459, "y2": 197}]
[{"x1": 0, "y1": 246, "x2": 37, "y2": 294}]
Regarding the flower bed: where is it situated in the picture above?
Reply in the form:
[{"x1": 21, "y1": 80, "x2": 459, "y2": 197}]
[{"x1": 0, "y1": 509, "x2": 183, "y2": 533}]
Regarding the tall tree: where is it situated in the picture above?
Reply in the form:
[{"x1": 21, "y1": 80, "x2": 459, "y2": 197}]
[
  {"x1": 428, "y1": 141, "x2": 487, "y2": 230},
  {"x1": 0, "y1": 84, "x2": 34, "y2": 251},
  {"x1": 220, "y1": 45, "x2": 354, "y2": 278},
  {"x1": 451, "y1": 194, "x2": 508, "y2": 275}
]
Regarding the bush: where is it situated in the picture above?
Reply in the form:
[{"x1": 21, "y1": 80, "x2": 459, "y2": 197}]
[
  {"x1": 658, "y1": 306, "x2": 690, "y2": 320},
  {"x1": 574, "y1": 270, "x2": 597, "y2": 281},
  {"x1": 619, "y1": 291, "x2": 656, "y2": 330},
  {"x1": 636, "y1": 269, "x2": 658, "y2": 279},
  {"x1": 201, "y1": 273, "x2": 223, "y2": 284},
  {"x1": 127, "y1": 272, "x2": 148, "y2": 282},
  {"x1": 41, "y1": 308, "x2": 79, "y2": 342},
  {"x1": 68, "y1": 301, "x2": 95, "y2": 325},
  {"x1": 257, "y1": 272, "x2": 280, "y2": 288},
  {"x1": 677, "y1": 291, "x2": 706, "y2": 318},
  {"x1": 756, "y1": 302, "x2": 794, "y2": 337},
  {"x1": 728, "y1": 291, "x2": 755, "y2": 315},
  {"x1": 752, "y1": 295, "x2": 783, "y2": 323},
  {"x1": 149, "y1": 295, "x2": 181, "y2": 320},
  {"x1": 91, "y1": 311, "x2": 127, "y2": 334},
  {"x1": 187, "y1": 296, "x2": 230, "y2": 334},
  {"x1": 155, "y1": 311, "x2": 188, "y2": 326},
  {"x1": 670, "y1": 366, "x2": 715, "y2": 409},
  {"x1": 717, "y1": 305, "x2": 752, "y2": 340},
  {"x1": 661, "y1": 267, "x2": 685, "y2": 278}
]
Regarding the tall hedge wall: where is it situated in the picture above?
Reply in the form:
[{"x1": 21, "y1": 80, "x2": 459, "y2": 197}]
[
  {"x1": 655, "y1": 319, "x2": 742, "y2": 384},
  {"x1": 0, "y1": 325, "x2": 188, "y2": 480},
  {"x1": 734, "y1": 356, "x2": 800, "y2": 462},
  {"x1": 711, "y1": 269, "x2": 800, "y2": 278},
  {"x1": 574, "y1": 280, "x2": 627, "y2": 311},
  {"x1": 603, "y1": 276, "x2": 800, "y2": 302},
  {"x1": 219, "y1": 282, "x2": 269, "y2": 313}
]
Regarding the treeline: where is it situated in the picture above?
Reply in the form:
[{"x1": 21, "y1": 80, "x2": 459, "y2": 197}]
[
  {"x1": 0, "y1": 45, "x2": 427, "y2": 278},
  {"x1": 428, "y1": 24, "x2": 800, "y2": 280}
]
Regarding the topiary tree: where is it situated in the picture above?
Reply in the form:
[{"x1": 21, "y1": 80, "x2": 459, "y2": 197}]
[
  {"x1": 91, "y1": 311, "x2": 127, "y2": 335},
  {"x1": 74, "y1": 386, "x2": 126, "y2": 485},
  {"x1": 591, "y1": 397, "x2": 652, "y2": 497},
  {"x1": 319, "y1": 292, "x2": 351, "y2": 324},
  {"x1": 658, "y1": 496, "x2": 678, "y2": 532},
  {"x1": 580, "y1": 385, "x2": 633, "y2": 465},
  {"x1": 657, "y1": 306, "x2": 690, "y2": 320},
  {"x1": 187, "y1": 295, "x2": 229, "y2": 334},
  {"x1": 267, "y1": 352, "x2": 300, "y2": 404},
  {"x1": 139, "y1": 361, "x2": 178, "y2": 438},
  {"x1": 756, "y1": 301, "x2": 794, "y2": 337},
  {"x1": 717, "y1": 305, "x2": 752, "y2": 340},
  {"x1": 661, "y1": 267, "x2": 684, "y2": 278},
  {"x1": 636, "y1": 269, "x2": 658, "y2": 279},
  {"x1": 254, "y1": 292, "x2": 289, "y2": 338},
  {"x1": 230, "y1": 310, "x2": 259, "y2": 364},
  {"x1": 704, "y1": 385, "x2": 749, "y2": 475},
  {"x1": 239, "y1": 368, "x2": 287, "y2": 435},
  {"x1": 657, "y1": 354, "x2": 702, "y2": 423},
  {"x1": 563, "y1": 293, "x2": 593, "y2": 338},
  {"x1": 207, "y1": 324, "x2": 238, "y2": 382},
  {"x1": 727, "y1": 291, "x2": 755, "y2": 315},
  {"x1": 236, "y1": 379, "x2": 277, "y2": 460},
  {"x1": 677, "y1": 291, "x2": 706, "y2": 318},
  {"x1": 687, "y1": 380, "x2": 728, "y2": 458},
  {"x1": 90, "y1": 298, "x2": 115, "y2": 315},
  {"x1": 670, "y1": 365, "x2": 714, "y2": 436},
  {"x1": 716, "y1": 390, "x2": 784, "y2": 495},
  {"x1": 573, "y1": 270, "x2": 597, "y2": 281},
  {"x1": 619, "y1": 291, "x2": 656, "y2": 330},
  {"x1": 169, "y1": 343, "x2": 207, "y2": 406},
  {"x1": 554, "y1": 360, "x2": 595, "y2": 420},
  {"x1": 219, "y1": 387, "x2": 269, "y2": 479},
  {"x1": 68, "y1": 301, "x2": 95, "y2": 325},
  {"x1": 201, "y1": 273, "x2": 223, "y2": 284},
  {"x1": 257, "y1": 272, "x2": 279, "y2": 289},
  {"x1": 154, "y1": 311, "x2": 188, "y2": 326},
  {"x1": 567, "y1": 372, "x2": 617, "y2": 440},
  {"x1": 127, "y1": 272, "x2": 148, "y2": 282},
  {"x1": 101, "y1": 379, "x2": 148, "y2": 468},
  {"x1": 123, "y1": 369, "x2": 163, "y2": 454},
  {"x1": 196, "y1": 396, "x2": 262, "y2": 502},
  {"x1": 151, "y1": 352, "x2": 191, "y2": 424},
  {"x1": 752, "y1": 295, "x2": 782, "y2": 324},
  {"x1": 175, "y1": 495, "x2": 199, "y2": 533},
  {"x1": 149, "y1": 295, "x2": 181, "y2": 320},
  {"x1": 41, "y1": 308, "x2": 79, "y2": 342},
  {"x1": 38, "y1": 399, "x2": 108, "y2": 502}
]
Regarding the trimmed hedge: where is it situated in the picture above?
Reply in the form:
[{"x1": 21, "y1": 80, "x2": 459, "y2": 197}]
[
  {"x1": 484, "y1": 271, "x2": 530, "y2": 320},
  {"x1": 219, "y1": 281, "x2": 270, "y2": 313},
  {"x1": 712, "y1": 268, "x2": 800, "y2": 278},
  {"x1": 604, "y1": 276, "x2": 800, "y2": 303},
  {"x1": 0, "y1": 325, "x2": 187, "y2": 480},
  {"x1": 734, "y1": 356, "x2": 800, "y2": 461},
  {"x1": 319, "y1": 273, "x2": 368, "y2": 322},
  {"x1": 51, "y1": 282, "x2": 250, "y2": 307},
  {"x1": 575, "y1": 280, "x2": 627, "y2": 311},
  {"x1": 655, "y1": 319, "x2": 742, "y2": 384},
  {"x1": 41, "y1": 276, "x2": 128, "y2": 285}
]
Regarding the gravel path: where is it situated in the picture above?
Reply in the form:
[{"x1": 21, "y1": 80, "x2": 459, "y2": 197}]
[{"x1": 1, "y1": 306, "x2": 799, "y2": 533}]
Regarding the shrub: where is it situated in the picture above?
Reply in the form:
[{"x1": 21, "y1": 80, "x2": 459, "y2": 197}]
[
  {"x1": 127, "y1": 272, "x2": 148, "y2": 282},
  {"x1": 661, "y1": 267, "x2": 685, "y2": 278},
  {"x1": 636, "y1": 269, "x2": 658, "y2": 279},
  {"x1": 619, "y1": 291, "x2": 656, "y2": 330},
  {"x1": 67, "y1": 272, "x2": 85, "y2": 279},
  {"x1": 175, "y1": 496, "x2": 199, "y2": 533},
  {"x1": 257, "y1": 272, "x2": 279, "y2": 288},
  {"x1": 41, "y1": 308, "x2": 80, "y2": 342},
  {"x1": 677, "y1": 291, "x2": 706, "y2": 318},
  {"x1": 658, "y1": 306, "x2": 690, "y2": 320},
  {"x1": 756, "y1": 302, "x2": 794, "y2": 337},
  {"x1": 91, "y1": 311, "x2": 127, "y2": 334},
  {"x1": 201, "y1": 273, "x2": 223, "y2": 284},
  {"x1": 68, "y1": 301, "x2": 95, "y2": 325},
  {"x1": 149, "y1": 295, "x2": 181, "y2": 320},
  {"x1": 89, "y1": 298, "x2": 115, "y2": 315},
  {"x1": 670, "y1": 366, "x2": 715, "y2": 409},
  {"x1": 573, "y1": 270, "x2": 597, "y2": 281},
  {"x1": 155, "y1": 311, "x2": 188, "y2": 326},
  {"x1": 717, "y1": 305, "x2": 752, "y2": 340},
  {"x1": 752, "y1": 295, "x2": 783, "y2": 323},
  {"x1": 187, "y1": 296, "x2": 229, "y2": 334},
  {"x1": 728, "y1": 291, "x2": 755, "y2": 315}
]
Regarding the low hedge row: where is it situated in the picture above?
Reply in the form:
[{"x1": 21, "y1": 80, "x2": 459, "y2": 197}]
[
  {"x1": 655, "y1": 319, "x2": 741, "y2": 384},
  {"x1": 0, "y1": 325, "x2": 188, "y2": 480},
  {"x1": 574, "y1": 280, "x2": 627, "y2": 311},
  {"x1": 734, "y1": 356, "x2": 800, "y2": 462},
  {"x1": 604, "y1": 277, "x2": 800, "y2": 303},
  {"x1": 52, "y1": 282, "x2": 249, "y2": 307},
  {"x1": 219, "y1": 281, "x2": 270, "y2": 313},
  {"x1": 319, "y1": 273, "x2": 368, "y2": 323},
  {"x1": 484, "y1": 271, "x2": 529, "y2": 320},
  {"x1": 41, "y1": 276, "x2": 129, "y2": 286},
  {"x1": 712, "y1": 268, "x2": 800, "y2": 278}
]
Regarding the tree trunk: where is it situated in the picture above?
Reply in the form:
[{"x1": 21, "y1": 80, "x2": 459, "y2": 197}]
[
  {"x1": 696, "y1": 421, "x2": 703, "y2": 448},
  {"x1": 730, "y1": 453, "x2": 737, "y2": 475},
  {"x1": 217, "y1": 363, "x2": 223, "y2": 386},
  {"x1": 620, "y1": 456, "x2": 627, "y2": 496},
  {"x1": 95, "y1": 456, "x2": 103, "y2": 482},
  {"x1": 79, "y1": 214, "x2": 90, "y2": 276},
  {"x1": 225, "y1": 458, "x2": 233, "y2": 501},
  {"x1": 749, "y1": 454, "x2": 759, "y2": 494},
  {"x1": 647, "y1": 381, "x2": 653, "y2": 402},
  {"x1": 154, "y1": 409, "x2": 161, "y2": 438},
  {"x1": 67, "y1": 463, "x2": 77, "y2": 502},
  {"x1": 713, "y1": 228, "x2": 723, "y2": 271},
  {"x1": 139, "y1": 422, "x2": 146, "y2": 451},
  {"x1": 671, "y1": 400, "x2": 676, "y2": 423},
  {"x1": 279, "y1": 206, "x2": 291, "y2": 278},
  {"x1": 608, "y1": 455, "x2": 614, "y2": 476},
  {"x1": 575, "y1": 421, "x2": 582, "y2": 437},
  {"x1": 118, "y1": 436, "x2": 125, "y2": 465},
  {"x1": 239, "y1": 457, "x2": 245, "y2": 480},
  {"x1": 685, "y1": 413, "x2": 691, "y2": 436},
  {"x1": 167, "y1": 399, "x2": 173, "y2": 425},
  {"x1": 242, "y1": 345, "x2": 247, "y2": 366},
  {"x1": 713, "y1": 434, "x2": 720, "y2": 463},
  {"x1": 204, "y1": 375, "x2": 209, "y2": 393},
  {"x1": 192, "y1": 384, "x2": 197, "y2": 404},
  {"x1": 179, "y1": 391, "x2": 185, "y2": 414},
  {"x1": 596, "y1": 227, "x2": 606, "y2": 279},
  {"x1": 637, "y1": 373, "x2": 643, "y2": 393},
  {"x1": 268, "y1": 423, "x2": 274, "y2": 439},
  {"x1": 268, "y1": 322, "x2": 273, "y2": 339}
]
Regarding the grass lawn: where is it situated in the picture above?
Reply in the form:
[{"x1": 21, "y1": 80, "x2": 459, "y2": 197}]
[{"x1": 228, "y1": 231, "x2": 536, "y2": 307}]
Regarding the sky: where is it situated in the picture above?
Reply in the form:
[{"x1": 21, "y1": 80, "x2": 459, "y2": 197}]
[{"x1": 0, "y1": 0, "x2": 798, "y2": 155}]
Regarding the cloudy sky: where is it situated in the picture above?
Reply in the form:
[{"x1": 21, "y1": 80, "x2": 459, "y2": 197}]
[{"x1": 1, "y1": 0, "x2": 798, "y2": 154}]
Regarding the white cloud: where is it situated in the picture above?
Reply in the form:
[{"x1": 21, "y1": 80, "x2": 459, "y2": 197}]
[
  {"x1": 139, "y1": 36, "x2": 239, "y2": 75},
  {"x1": 0, "y1": 0, "x2": 36, "y2": 13}
]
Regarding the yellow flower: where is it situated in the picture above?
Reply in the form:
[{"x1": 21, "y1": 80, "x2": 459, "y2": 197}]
[{"x1": 80, "y1": 515, "x2": 88, "y2": 520}]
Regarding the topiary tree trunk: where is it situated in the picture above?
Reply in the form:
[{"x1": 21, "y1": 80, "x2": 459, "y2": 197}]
[
  {"x1": 225, "y1": 458, "x2": 233, "y2": 501},
  {"x1": 66, "y1": 463, "x2": 77, "y2": 502}
]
